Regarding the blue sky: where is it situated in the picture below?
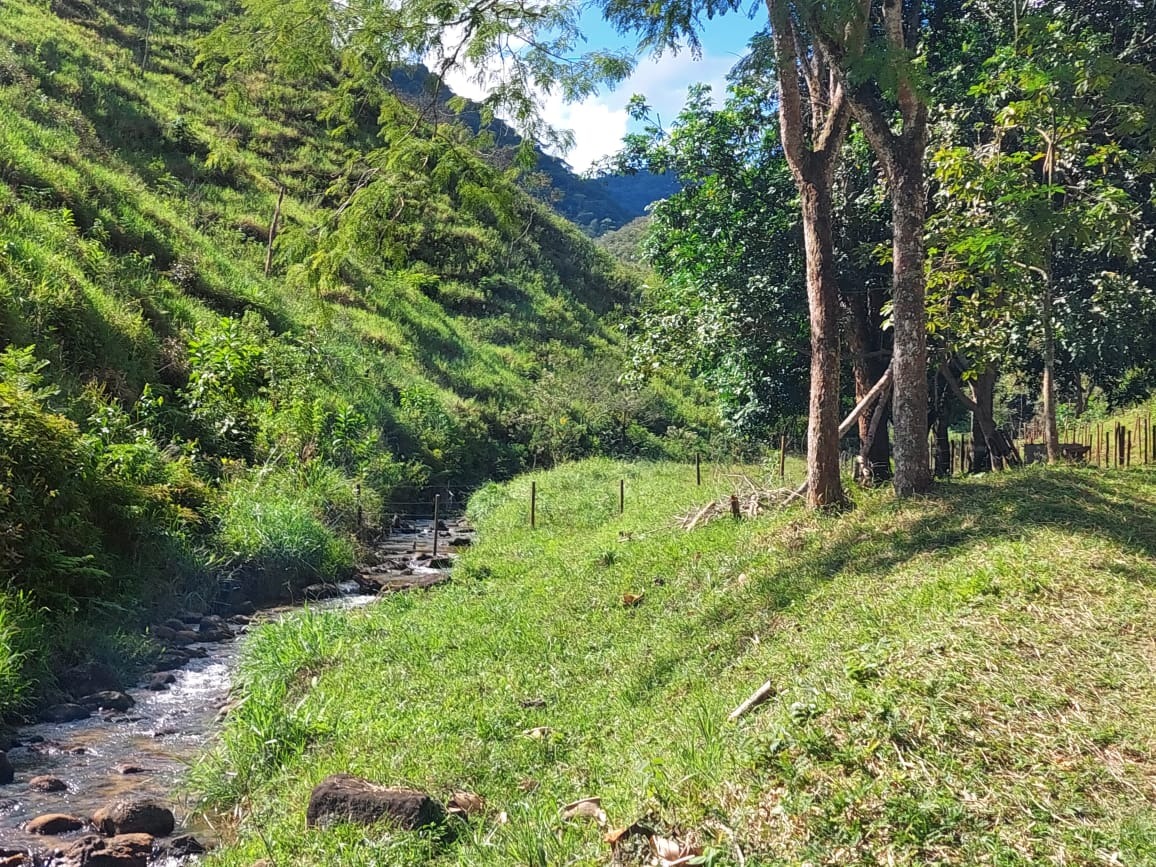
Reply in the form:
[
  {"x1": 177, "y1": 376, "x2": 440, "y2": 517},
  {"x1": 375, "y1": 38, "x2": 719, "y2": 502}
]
[{"x1": 444, "y1": 4, "x2": 766, "y2": 172}]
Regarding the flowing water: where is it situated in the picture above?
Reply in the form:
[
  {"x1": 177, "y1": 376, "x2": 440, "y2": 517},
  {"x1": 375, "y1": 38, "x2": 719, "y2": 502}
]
[{"x1": 0, "y1": 519, "x2": 464, "y2": 857}]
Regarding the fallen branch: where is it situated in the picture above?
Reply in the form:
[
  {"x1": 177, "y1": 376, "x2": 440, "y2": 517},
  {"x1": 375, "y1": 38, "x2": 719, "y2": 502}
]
[{"x1": 728, "y1": 680, "x2": 775, "y2": 721}]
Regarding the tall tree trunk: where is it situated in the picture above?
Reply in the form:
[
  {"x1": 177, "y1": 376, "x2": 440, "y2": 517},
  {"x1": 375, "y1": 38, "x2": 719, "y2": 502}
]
[
  {"x1": 801, "y1": 180, "x2": 845, "y2": 508},
  {"x1": 765, "y1": 0, "x2": 851, "y2": 510},
  {"x1": 889, "y1": 159, "x2": 932, "y2": 494},
  {"x1": 805, "y1": 0, "x2": 932, "y2": 497}
]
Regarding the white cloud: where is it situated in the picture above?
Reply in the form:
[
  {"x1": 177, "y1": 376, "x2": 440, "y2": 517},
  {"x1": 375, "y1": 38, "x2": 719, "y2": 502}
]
[{"x1": 442, "y1": 50, "x2": 737, "y2": 173}]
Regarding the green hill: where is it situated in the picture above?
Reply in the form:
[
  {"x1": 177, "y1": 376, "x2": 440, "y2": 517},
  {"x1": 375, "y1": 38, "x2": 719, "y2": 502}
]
[{"x1": 0, "y1": 0, "x2": 710, "y2": 711}]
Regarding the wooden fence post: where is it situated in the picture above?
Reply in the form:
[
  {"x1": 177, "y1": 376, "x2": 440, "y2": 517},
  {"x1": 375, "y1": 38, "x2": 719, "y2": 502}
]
[
  {"x1": 530, "y1": 481, "x2": 536, "y2": 529},
  {"x1": 432, "y1": 494, "x2": 440, "y2": 557},
  {"x1": 619, "y1": 479, "x2": 625, "y2": 515},
  {"x1": 695, "y1": 453, "x2": 702, "y2": 486},
  {"x1": 778, "y1": 433, "x2": 787, "y2": 481}
]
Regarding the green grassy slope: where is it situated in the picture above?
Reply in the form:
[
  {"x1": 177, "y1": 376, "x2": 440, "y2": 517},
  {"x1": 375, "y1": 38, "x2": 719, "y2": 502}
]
[
  {"x1": 0, "y1": 0, "x2": 710, "y2": 713},
  {"x1": 195, "y1": 460, "x2": 1156, "y2": 865}
]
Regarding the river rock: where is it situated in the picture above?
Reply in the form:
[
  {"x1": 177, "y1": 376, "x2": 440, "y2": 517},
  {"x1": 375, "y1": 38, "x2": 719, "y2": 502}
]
[
  {"x1": 153, "y1": 834, "x2": 205, "y2": 859},
  {"x1": 171, "y1": 630, "x2": 200, "y2": 646},
  {"x1": 302, "y1": 583, "x2": 341, "y2": 601},
  {"x1": 25, "y1": 812, "x2": 86, "y2": 834},
  {"x1": 448, "y1": 536, "x2": 471, "y2": 547},
  {"x1": 40, "y1": 704, "x2": 90, "y2": 723},
  {"x1": 198, "y1": 616, "x2": 232, "y2": 641},
  {"x1": 28, "y1": 775, "x2": 67, "y2": 792},
  {"x1": 0, "y1": 752, "x2": 12, "y2": 784},
  {"x1": 92, "y1": 798, "x2": 174, "y2": 837},
  {"x1": 147, "y1": 672, "x2": 176, "y2": 691},
  {"x1": 59, "y1": 662, "x2": 121, "y2": 698},
  {"x1": 59, "y1": 833, "x2": 152, "y2": 867},
  {"x1": 115, "y1": 764, "x2": 147, "y2": 775},
  {"x1": 306, "y1": 774, "x2": 445, "y2": 830},
  {"x1": 80, "y1": 691, "x2": 134, "y2": 712},
  {"x1": 150, "y1": 625, "x2": 177, "y2": 641},
  {"x1": 161, "y1": 619, "x2": 185, "y2": 632}
]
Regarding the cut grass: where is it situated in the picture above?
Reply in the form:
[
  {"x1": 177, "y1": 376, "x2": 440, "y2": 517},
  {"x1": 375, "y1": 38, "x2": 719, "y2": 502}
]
[{"x1": 193, "y1": 459, "x2": 1156, "y2": 865}]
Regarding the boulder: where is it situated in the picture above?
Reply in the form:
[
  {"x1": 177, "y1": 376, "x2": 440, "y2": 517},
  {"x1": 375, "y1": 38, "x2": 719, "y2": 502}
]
[
  {"x1": 40, "y1": 704, "x2": 90, "y2": 723},
  {"x1": 161, "y1": 619, "x2": 186, "y2": 632},
  {"x1": 58, "y1": 662, "x2": 121, "y2": 698},
  {"x1": 59, "y1": 834, "x2": 152, "y2": 867},
  {"x1": 150, "y1": 625, "x2": 177, "y2": 641},
  {"x1": 171, "y1": 630, "x2": 200, "y2": 646},
  {"x1": 28, "y1": 775, "x2": 67, "y2": 793},
  {"x1": 92, "y1": 799, "x2": 174, "y2": 837},
  {"x1": 302, "y1": 583, "x2": 341, "y2": 601},
  {"x1": 80, "y1": 691, "x2": 134, "y2": 712},
  {"x1": 24, "y1": 812, "x2": 86, "y2": 834},
  {"x1": 306, "y1": 774, "x2": 445, "y2": 830},
  {"x1": 147, "y1": 673, "x2": 175, "y2": 691},
  {"x1": 154, "y1": 649, "x2": 190, "y2": 671},
  {"x1": 0, "y1": 752, "x2": 12, "y2": 784}
]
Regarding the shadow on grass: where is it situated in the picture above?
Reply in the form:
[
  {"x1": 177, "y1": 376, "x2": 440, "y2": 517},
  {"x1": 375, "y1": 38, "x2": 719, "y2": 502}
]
[{"x1": 628, "y1": 468, "x2": 1156, "y2": 704}]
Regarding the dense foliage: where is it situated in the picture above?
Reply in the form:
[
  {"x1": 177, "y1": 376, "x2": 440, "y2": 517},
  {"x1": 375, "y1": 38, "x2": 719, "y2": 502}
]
[{"x1": 0, "y1": 0, "x2": 711, "y2": 711}]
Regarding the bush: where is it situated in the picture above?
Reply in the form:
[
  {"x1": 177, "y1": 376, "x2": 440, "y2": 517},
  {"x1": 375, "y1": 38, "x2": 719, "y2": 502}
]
[{"x1": 215, "y1": 469, "x2": 355, "y2": 587}]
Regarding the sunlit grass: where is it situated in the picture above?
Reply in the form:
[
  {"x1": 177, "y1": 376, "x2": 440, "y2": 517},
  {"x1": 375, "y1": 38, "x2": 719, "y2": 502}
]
[{"x1": 195, "y1": 460, "x2": 1156, "y2": 865}]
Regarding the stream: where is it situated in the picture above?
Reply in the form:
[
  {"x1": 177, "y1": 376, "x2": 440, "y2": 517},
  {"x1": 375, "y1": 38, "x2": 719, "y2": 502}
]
[{"x1": 0, "y1": 518, "x2": 465, "y2": 859}]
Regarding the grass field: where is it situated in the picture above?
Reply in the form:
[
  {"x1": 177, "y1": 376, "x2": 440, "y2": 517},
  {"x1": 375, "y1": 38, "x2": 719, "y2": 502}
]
[{"x1": 193, "y1": 458, "x2": 1156, "y2": 865}]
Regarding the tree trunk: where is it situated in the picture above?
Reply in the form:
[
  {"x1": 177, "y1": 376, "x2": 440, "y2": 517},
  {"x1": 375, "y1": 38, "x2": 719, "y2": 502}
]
[
  {"x1": 1040, "y1": 266, "x2": 1060, "y2": 462},
  {"x1": 890, "y1": 160, "x2": 932, "y2": 495},
  {"x1": 968, "y1": 367, "x2": 1015, "y2": 471},
  {"x1": 800, "y1": 179, "x2": 845, "y2": 509},
  {"x1": 846, "y1": 287, "x2": 892, "y2": 485},
  {"x1": 933, "y1": 374, "x2": 951, "y2": 478}
]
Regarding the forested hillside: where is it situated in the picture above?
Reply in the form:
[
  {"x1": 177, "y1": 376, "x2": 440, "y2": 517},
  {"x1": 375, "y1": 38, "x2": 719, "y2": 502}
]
[
  {"x1": 0, "y1": 0, "x2": 709, "y2": 710},
  {"x1": 389, "y1": 66, "x2": 680, "y2": 236}
]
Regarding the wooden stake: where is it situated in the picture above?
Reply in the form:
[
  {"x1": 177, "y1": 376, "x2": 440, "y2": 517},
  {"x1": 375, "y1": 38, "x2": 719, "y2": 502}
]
[
  {"x1": 696, "y1": 452, "x2": 702, "y2": 486},
  {"x1": 530, "y1": 482, "x2": 536, "y2": 529},
  {"x1": 619, "y1": 479, "x2": 625, "y2": 515},
  {"x1": 432, "y1": 494, "x2": 440, "y2": 557},
  {"x1": 778, "y1": 433, "x2": 787, "y2": 481},
  {"x1": 728, "y1": 680, "x2": 775, "y2": 721},
  {"x1": 264, "y1": 184, "x2": 285, "y2": 277}
]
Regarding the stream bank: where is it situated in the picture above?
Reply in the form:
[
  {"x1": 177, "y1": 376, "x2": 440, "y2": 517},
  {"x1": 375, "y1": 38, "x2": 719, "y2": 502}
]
[{"x1": 0, "y1": 518, "x2": 469, "y2": 863}]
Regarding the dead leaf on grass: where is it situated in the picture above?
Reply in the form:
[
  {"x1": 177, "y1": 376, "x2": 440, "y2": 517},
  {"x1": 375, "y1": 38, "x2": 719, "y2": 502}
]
[
  {"x1": 622, "y1": 591, "x2": 645, "y2": 607},
  {"x1": 604, "y1": 821, "x2": 652, "y2": 846},
  {"x1": 522, "y1": 726, "x2": 553, "y2": 739},
  {"x1": 560, "y1": 797, "x2": 607, "y2": 826},
  {"x1": 448, "y1": 791, "x2": 485, "y2": 817},
  {"x1": 518, "y1": 778, "x2": 539, "y2": 793},
  {"x1": 650, "y1": 834, "x2": 704, "y2": 866}
]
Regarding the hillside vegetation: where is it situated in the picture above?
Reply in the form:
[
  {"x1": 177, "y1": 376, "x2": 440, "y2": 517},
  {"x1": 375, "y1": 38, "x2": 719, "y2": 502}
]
[
  {"x1": 0, "y1": 0, "x2": 709, "y2": 713},
  {"x1": 195, "y1": 459, "x2": 1156, "y2": 865}
]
